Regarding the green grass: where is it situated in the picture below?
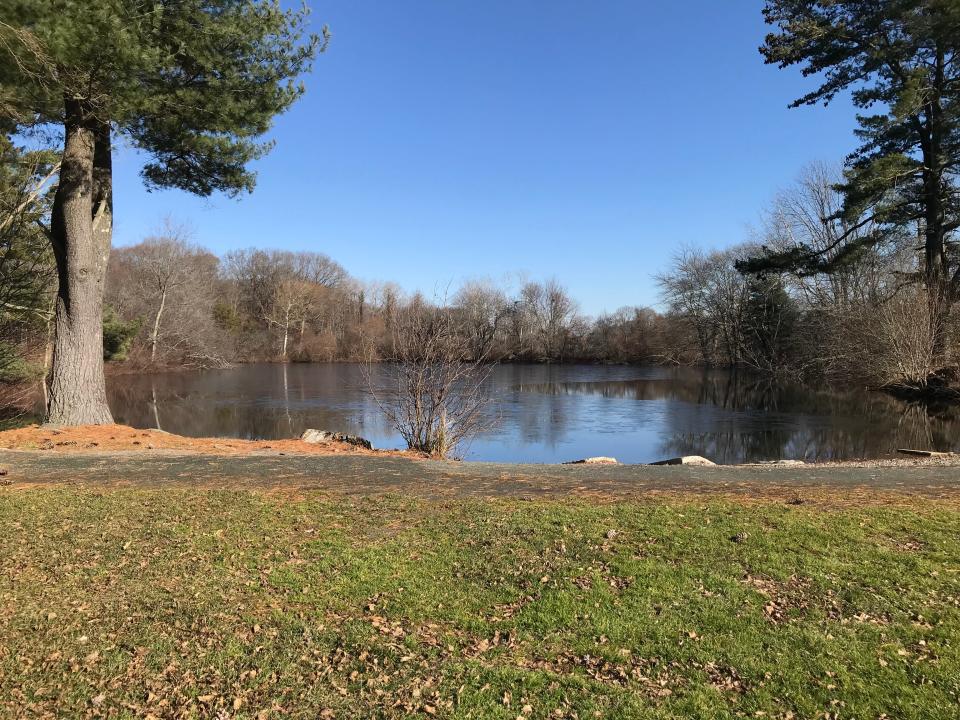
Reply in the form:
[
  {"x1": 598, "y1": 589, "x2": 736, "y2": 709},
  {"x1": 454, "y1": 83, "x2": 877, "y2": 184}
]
[{"x1": 1, "y1": 489, "x2": 959, "y2": 719}]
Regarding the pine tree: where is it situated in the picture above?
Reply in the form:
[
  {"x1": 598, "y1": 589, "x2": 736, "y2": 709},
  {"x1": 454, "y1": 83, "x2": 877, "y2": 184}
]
[
  {"x1": 747, "y1": 1, "x2": 960, "y2": 357},
  {"x1": 0, "y1": 1, "x2": 323, "y2": 423}
]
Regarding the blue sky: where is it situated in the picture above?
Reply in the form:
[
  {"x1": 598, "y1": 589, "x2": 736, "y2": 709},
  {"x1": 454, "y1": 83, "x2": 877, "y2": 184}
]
[{"x1": 111, "y1": 0, "x2": 859, "y2": 316}]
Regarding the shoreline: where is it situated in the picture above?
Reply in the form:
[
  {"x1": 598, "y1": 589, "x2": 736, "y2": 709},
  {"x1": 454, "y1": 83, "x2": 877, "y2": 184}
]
[{"x1": 1, "y1": 422, "x2": 959, "y2": 469}]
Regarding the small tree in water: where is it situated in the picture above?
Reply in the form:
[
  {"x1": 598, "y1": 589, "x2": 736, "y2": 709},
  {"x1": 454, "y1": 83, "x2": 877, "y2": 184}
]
[{"x1": 367, "y1": 298, "x2": 494, "y2": 459}]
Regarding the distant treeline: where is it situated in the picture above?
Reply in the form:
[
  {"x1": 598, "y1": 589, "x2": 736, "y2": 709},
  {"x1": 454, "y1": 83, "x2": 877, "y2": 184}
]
[{"x1": 98, "y1": 220, "x2": 670, "y2": 368}]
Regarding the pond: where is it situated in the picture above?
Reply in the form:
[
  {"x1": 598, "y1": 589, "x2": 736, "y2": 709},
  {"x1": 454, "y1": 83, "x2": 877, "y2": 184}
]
[{"x1": 105, "y1": 363, "x2": 960, "y2": 464}]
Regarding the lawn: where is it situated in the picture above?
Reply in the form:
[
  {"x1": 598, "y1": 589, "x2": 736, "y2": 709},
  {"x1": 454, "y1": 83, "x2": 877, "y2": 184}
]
[{"x1": 1, "y1": 488, "x2": 958, "y2": 719}]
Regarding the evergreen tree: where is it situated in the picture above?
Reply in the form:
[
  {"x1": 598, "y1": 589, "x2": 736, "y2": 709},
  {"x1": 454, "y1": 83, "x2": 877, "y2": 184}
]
[
  {"x1": 743, "y1": 276, "x2": 799, "y2": 372},
  {"x1": 0, "y1": 131, "x2": 57, "y2": 381},
  {"x1": 0, "y1": 1, "x2": 323, "y2": 423},
  {"x1": 746, "y1": 1, "x2": 960, "y2": 357}
]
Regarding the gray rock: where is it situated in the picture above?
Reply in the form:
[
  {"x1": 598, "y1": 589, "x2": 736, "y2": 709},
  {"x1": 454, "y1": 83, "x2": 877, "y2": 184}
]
[
  {"x1": 650, "y1": 455, "x2": 716, "y2": 467},
  {"x1": 300, "y1": 429, "x2": 373, "y2": 450}
]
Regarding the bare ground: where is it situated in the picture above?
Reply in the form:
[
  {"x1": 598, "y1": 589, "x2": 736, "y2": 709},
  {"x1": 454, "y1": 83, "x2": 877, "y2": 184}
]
[
  {"x1": 0, "y1": 423, "x2": 417, "y2": 457},
  {"x1": 2, "y1": 424, "x2": 960, "y2": 504},
  {"x1": 3, "y1": 447, "x2": 960, "y2": 505}
]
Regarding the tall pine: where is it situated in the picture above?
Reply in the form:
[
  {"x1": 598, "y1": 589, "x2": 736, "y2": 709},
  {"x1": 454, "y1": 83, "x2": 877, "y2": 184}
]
[
  {"x1": 752, "y1": 1, "x2": 960, "y2": 359},
  {"x1": 0, "y1": 1, "x2": 322, "y2": 423}
]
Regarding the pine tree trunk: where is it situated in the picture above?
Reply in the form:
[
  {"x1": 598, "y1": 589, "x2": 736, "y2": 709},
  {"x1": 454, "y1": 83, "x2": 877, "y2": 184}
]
[
  {"x1": 45, "y1": 102, "x2": 114, "y2": 425},
  {"x1": 923, "y1": 50, "x2": 950, "y2": 366}
]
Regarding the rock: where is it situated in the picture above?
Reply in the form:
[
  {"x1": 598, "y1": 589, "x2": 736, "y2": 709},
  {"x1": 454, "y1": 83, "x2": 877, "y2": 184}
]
[
  {"x1": 299, "y1": 429, "x2": 327, "y2": 444},
  {"x1": 300, "y1": 429, "x2": 373, "y2": 450},
  {"x1": 564, "y1": 456, "x2": 619, "y2": 465},
  {"x1": 650, "y1": 456, "x2": 716, "y2": 467}
]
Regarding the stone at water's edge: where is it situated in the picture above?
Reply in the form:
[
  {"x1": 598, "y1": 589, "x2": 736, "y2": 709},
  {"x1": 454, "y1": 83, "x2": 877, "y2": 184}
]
[
  {"x1": 300, "y1": 429, "x2": 373, "y2": 451},
  {"x1": 650, "y1": 456, "x2": 717, "y2": 467},
  {"x1": 564, "y1": 457, "x2": 620, "y2": 465}
]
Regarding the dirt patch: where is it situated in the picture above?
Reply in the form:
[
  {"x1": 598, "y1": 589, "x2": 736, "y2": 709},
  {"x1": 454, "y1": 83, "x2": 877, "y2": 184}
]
[
  {"x1": 0, "y1": 423, "x2": 417, "y2": 458},
  {"x1": 880, "y1": 535, "x2": 927, "y2": 553},
  {"x1": 742, "y1": 574, "x2": 815, "y2": 624}
]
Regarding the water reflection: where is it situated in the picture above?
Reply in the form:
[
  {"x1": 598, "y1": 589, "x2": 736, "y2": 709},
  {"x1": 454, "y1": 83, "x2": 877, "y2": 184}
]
[{"x1": 105, "y1": 364, "x2": 960, "y2": 464}]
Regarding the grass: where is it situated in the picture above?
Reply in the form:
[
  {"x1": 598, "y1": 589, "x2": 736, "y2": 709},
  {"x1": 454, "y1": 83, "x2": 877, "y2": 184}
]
[{"x1": 1, "y1": 488, "x2": 959, "y2": 719}]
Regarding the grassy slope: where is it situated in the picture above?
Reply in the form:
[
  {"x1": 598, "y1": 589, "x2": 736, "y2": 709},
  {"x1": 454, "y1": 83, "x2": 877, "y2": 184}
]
[{"x1": 1, "y1": 489, "x2": 958, "y2": 719}]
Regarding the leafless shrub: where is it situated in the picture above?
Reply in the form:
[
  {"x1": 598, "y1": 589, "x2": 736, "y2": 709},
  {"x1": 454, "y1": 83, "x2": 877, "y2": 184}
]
[
  {"x1": 850, "y1": 289, "x2": 947, "y2": 389},
  {"x1": 366, "y1": 299, "x2": 495, "y2": 458}
]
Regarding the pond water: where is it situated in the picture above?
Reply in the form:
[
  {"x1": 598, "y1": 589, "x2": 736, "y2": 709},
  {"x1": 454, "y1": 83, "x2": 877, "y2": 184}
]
[{"x1": 105, "y1": 363, "x2": 960, "y2": 464}]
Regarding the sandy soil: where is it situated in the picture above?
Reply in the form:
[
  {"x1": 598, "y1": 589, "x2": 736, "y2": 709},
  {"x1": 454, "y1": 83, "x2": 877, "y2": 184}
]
[{"x1": 0, "y1": 423, "x2": 417, "y2": 458}]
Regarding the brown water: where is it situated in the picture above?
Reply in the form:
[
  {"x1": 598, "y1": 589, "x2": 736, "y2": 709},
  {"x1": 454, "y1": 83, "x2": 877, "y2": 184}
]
[{"x1": 105, "y1": 363, "x2": 960, "y2": 464}]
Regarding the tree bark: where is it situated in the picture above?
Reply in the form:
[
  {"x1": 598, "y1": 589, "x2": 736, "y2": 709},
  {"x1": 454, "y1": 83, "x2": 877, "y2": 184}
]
[
  {"x1": 281, "y1": 304, "x2": 290, "y2": 358},
  {"x1": 150, "y1": 288, "x2": 167, "y2": 362},
  {"x1": 46, "y1": 101, "x2": 114, "y2": 425},
  {"x1": 922, "y1": 46, "x2": 950, "y2": 363}
]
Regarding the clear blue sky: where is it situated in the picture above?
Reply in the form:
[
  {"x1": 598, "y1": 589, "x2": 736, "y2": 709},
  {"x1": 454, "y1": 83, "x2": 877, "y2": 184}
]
[{"x1": 111, "y1": 0, "x2": 859, "y2": 316}]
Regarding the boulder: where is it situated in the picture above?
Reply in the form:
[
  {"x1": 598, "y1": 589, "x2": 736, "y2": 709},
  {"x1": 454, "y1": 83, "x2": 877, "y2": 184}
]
[
  {"x1": 564, "y1": 456, "x2": 619, "y2": 465},
  {"x1": 650, "y1": 455, "x2": 716, "y2": 467},
  {"x1": 300, "y1": 429, "x2": 373, "y2": 450}
]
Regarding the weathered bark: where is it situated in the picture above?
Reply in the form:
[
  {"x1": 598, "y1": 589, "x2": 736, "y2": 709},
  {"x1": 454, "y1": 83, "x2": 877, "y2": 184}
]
[{"x1": 46, "y1": 101, "x2": 114, "y2": 425}]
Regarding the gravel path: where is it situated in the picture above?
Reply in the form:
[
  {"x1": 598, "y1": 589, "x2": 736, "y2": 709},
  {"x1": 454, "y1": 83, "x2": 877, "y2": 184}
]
[{"x1": 4, "y1": 449, "x2": 960, "y2": 501}]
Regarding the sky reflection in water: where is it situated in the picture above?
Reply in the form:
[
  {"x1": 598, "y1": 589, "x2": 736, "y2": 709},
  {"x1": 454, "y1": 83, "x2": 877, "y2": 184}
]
[{"x1": 106, "y1": 364, "x2": 959, "y2": 464}]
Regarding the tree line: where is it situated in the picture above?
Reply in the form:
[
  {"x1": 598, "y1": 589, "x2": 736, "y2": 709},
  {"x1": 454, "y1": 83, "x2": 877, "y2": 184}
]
[
  {"x1": 657, "y1": 162, "x2": 936, "y2": 388},
  {"x1": 104, "y1": 233, "x2": 672, "y2": 369}
]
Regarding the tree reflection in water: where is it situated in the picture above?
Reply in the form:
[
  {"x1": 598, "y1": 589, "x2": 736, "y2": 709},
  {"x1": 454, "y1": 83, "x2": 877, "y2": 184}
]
[{"x1": 106, "y1": 364, "x2": 960, "y2": 464}]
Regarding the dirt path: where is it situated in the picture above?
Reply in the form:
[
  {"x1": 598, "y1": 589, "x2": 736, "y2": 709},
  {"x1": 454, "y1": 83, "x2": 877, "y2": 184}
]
[{"x1": 4, "y1": 448, "x2": 960, "y2": 503}]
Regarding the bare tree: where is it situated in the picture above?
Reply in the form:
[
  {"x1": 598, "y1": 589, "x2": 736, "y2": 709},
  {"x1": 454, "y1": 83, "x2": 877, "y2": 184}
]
[
  {"x1": 143, "y1": 221, "x2": 192, "y2": 362},
  {"x1": 657, "y1": 246, "x2": 753, "y2": 367},
  {"x1": 757, "y1": 162, "x2": 910, "y2": 309},
  {"x1": 222, "y1": 248, "x2": 347, "y2": 360},
  {"x1": 520, "y1": 279, "x2": 579, "y2": 362},
  {"x1": 108, "y1": 221, "x2": 224, "y2": 366},
  {"x1": 453, "y1": 279, "x2": 509, "y2": 360},
  {"x1": 367, "y1": 298, "x2": 494, "y2": 458}
]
